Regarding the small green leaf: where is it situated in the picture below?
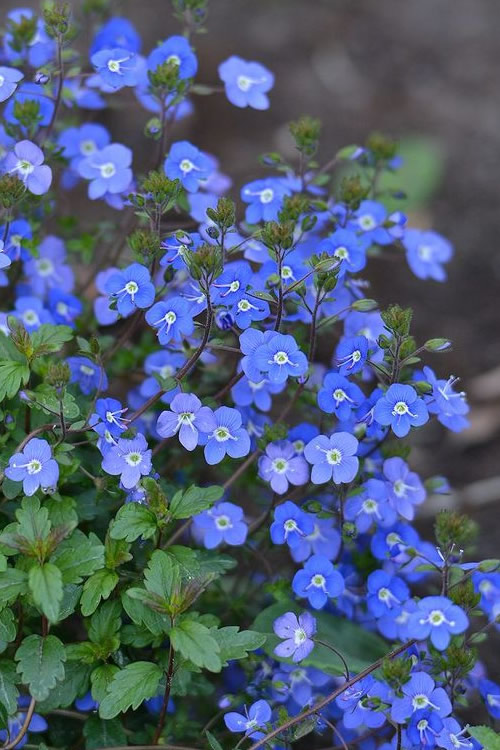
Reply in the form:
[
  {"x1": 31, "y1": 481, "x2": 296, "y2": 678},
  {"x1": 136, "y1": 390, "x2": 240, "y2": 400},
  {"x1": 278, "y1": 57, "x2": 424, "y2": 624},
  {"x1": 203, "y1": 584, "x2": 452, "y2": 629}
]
[
  {"x1": 98, "y1": 662, "x2": 162, "y2": 719},
  {"x1": 210, "y1": 626, "x2": 266, "y2": 667},
  {"x1": 469, "y1": 726, "x2": 500, "y2": 750},
  {"x1": 144, "y1": 549, "x2": 181, "y2": 600},
  {"x1": 0, "y1": 359, "x2": 30, "y2": 402},
  {"x1": 80, "y1": 570, "x2": 119, "y2": 616},
  {"x1": 0, "y1": 610, "x2": 16, "y2": 645},
  {"x1": 83, "y1": 715, "x2": 127, "y2": 749},
  {"x1": 36, "y1": 661, "x2": 92, "y2": 712},
  {"x1": 170, "y1": 620, "x2": 221, "y2": 672},
  {"x1": 169, "y1": 485, "x2": 223, "y2": 520},
  {"x1": 88, "y1": 600, "x2": 121, "y2": 646},
  {"x1": 15, "y1": 634, "x2": 66, "y2": 701},
  {"x1": 0, "y1": 568, "x2": 28, "y2": 607},
  {"x1": 205, "y1": 730, "x2": 224, "y2": 750},
  {"x1": 51, "y1": 530, "x2": 105, "y2": 584},
  {"x1": 28, "y1": 563, "x2": 63, "y2": 623},
  {"x1": 90, "y1": 664, "x2": 120, "y2": 703},
  {"x1": 110, "y1": 503, "x2": 157, "y2": 543},
  {"x1": 30, "y1": 324, "x2": 74, "y2": 357}
]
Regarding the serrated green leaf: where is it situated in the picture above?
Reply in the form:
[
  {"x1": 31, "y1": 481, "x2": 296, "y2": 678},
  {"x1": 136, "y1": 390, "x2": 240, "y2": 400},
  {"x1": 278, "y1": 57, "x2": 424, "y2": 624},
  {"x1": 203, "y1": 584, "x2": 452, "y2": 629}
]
[
  {"x1": 169, "y1": 484, "x2": 224, "y2": 520},
  {"x1": 170, "y1": 620, "x2": 221, "y2": 672},
  {"x1": 110, "y1": 503, "x2": 157, "y2": 543},
  {"x1": 0, "y1": 568, "x2": 28, "y2": 607},
  {"x1": 88, "y1": 600, "x2": 122, "y2": 646},
  {"x1": 469, "y1": 726, "x2": 500, "y2": 750},
  {"x1": 51, "y1": 530, "x2": 105, "y2": 584},
  {"x1": 252, "y1": 599, "x2": 387, "y2": 675},
  {"x1": 98, "y1": 662, "x2": 162, "y2": 719},
  {"x1": 15, "y1": 634, "x2": 66, "y2": 701},
  {"x1": 0, "y1": 660, "x2": 19, "y2": 714},
  {"x1": 81, "y1": 570, "x2": 119, "y2": 616},
  {"x1": 0, "y1": 610, "x2": 15, "y2": 644},
  {"x1": 30, "y1": 324, "x2": 73, "y2": 357},
  {"x1": 144, "y1": 549, "x2": 181, "y2": 600},
  {"x1": 28, "y1": 563, "x2": 63, "y2": 623},
  {"x1": 83, "y1": 715, "x2": 127, "y2": 749},
  {"x1": 210, "y1": 626, "x2": 266, "y2": 666},
  {"x1": 90, "y1": 664, "x2": 120, "y2": 703},
  {"x1": 28, "y1": 384, "x2": 80, "y2": 419},
  {"x1": 36, "y1": 661, "x2": 92, "y2": 712},
  {"x1": 0, "y1": 359, "x2": 30, "y2": 402}
]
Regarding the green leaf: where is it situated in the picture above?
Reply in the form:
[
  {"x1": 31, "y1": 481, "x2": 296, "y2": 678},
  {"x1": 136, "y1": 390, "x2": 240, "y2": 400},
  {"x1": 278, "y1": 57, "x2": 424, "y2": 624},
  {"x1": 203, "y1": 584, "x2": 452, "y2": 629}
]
[
  {"x1": 0, "y1": 359, "x2": 30, "y2": 402},
  {"x1": 170, "y1": 620, "x2": 221, "y2": 672},
  {"x1": 169, "y1": 484, "x2": 223, "y2": 519},
  {"x1": 210, "y1": 626, "x2": 266, "y2": 667},
  {"x1": 110, "y1": 503, "x2": 157, "y2": 543},
  {"x1": 469, "y1": 726, "x2": 500, "y2": 750},
  {"x1": 252, "y1": 600, "x2": 387, "y2": 675},
  {"x1": 0, "y1": 660, "x2": 19, "y2": 714},
  {"x1": 90, "y1": 664, "x2": 120, "y2": 703},
  {"x1": 36, "y1": 661, "x2": 92, "y2": 712},
  {"x1": 144, "y1": 549, "x2": 181, "y2": 600},
  {"x1": 51, "y1": 530, "x2": 105, "y2": 584},
  {"x1": 30, "y1": 324, "x2": 73, "y2": 357},
  {"x1": 28, "y1": 384, "x2": 80, "y2": 420},
  {"x1": 98, "y1": 662, "x2": 162, "y2": 719},
  {"x1": 80, "y1": 570, "x2": 119, "y2": 616},
  {"x1": 0, "y1": 609, "x2": 16, "y2": 645},
  {"x1": 0, "y1": 701, "x2": 7, "y2": 730},
  {"x1": 83, "y1": 716, "x2": 127, "y2": 749},
  {"x1": 88, "y1": 600, "x2": 121, "y2": 646},
  {"x1": 15, "y1": 634, "x2": 66, "y2": 701},
  {"x1": 28, "y1": 563, "x2": 63, "y2": 623},
  {"x1": 0, "y1": 568, "x2": 28, "y2": 607},
  {"x1": 205, "y1": 730, "x2": 224, "y2": 750}
]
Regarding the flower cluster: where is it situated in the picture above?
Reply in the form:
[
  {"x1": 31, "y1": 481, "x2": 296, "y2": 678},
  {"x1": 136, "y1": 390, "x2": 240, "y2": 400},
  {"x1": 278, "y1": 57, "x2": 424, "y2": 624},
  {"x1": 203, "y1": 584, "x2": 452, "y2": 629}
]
[{"x1": 0, "y1": 4, "x2": 491, "y2": 750}]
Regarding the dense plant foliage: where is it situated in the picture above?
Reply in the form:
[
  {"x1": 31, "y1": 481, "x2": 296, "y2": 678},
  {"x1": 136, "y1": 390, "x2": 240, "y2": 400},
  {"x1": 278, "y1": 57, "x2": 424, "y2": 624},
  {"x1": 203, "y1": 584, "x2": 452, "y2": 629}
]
[{"x1": 0, "y1": 3, "x2": 498, "y2": 750}]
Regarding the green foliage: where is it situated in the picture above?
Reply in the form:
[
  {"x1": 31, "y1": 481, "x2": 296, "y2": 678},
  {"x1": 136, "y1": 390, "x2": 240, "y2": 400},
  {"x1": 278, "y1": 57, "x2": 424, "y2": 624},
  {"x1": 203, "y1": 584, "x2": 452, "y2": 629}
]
[
  {"x1": 98, "y1": 662, "x2": 163, "y2": 719},
  {"x1": 469, "y1": 727, "x2": 500, "y2": 750},
  {"x1": 15, "y1": 634, "x2": 66, "y2": 701}
]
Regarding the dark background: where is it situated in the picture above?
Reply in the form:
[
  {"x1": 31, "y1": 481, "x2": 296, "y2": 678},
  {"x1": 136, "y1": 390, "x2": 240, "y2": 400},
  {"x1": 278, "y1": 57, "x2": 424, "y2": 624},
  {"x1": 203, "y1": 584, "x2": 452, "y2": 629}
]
[{"x1": 6, "y1": 0, "x2": 500, "y2": 582}]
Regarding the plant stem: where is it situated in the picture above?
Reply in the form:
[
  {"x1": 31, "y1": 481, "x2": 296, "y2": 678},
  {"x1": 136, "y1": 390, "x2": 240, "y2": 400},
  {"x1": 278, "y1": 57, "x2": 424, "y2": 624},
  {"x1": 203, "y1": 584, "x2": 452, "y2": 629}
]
[{"x1": 152, "y1": 642, "x2": 175, "y2": 745}]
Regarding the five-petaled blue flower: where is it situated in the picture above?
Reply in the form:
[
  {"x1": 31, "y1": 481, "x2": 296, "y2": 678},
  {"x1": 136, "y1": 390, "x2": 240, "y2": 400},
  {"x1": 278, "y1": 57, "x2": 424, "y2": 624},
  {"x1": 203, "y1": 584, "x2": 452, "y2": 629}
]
[
  {"x1": 273, "y1": 610, "x2": 316, "y2": 663},
  {"x1": 252, "y1": 332, "x2": 308, "y2": 384},
  {"x1": 101, "y1": 433, "x2": 152, "y2": 489},
  {"x1": 193, "y1": 501, "x2": 248, "y2": 549},
  {"x1": 292, "y1": 554, "x2": 344, "y2": 609},
  {"x1": 5, "y1": 438, "x2": 59, "y2": 496},
  {"x1": 105, "y1": 262, "x2": 155, "y2": 315},
  {"x1": 335, "y1": 335, "x2": 369, "y2": 375},
  {"x1": 374, "y1": 383, "x2": 429, "y2": 437},
  {"x1": 218, "y1": 56, "x2": 274, "y2": 110},
  {"x1": 304, "y1": 432, "x2": 359, "y2": 485},
  {"x1": 366, "y1": 569, "x2": 409, "y2": 618},
  {"x1": 90, "y1": 397, "x2": 129, "y2": 438},
  {"x1": 156, "y1": 393, "x2": 216, "y2": 451},
  {"x1": 164, "y1": 141, "x2": 211, "y2": 193},
  {"x1": 407, "y1": 595, "x2": 468, "y2": 651}
]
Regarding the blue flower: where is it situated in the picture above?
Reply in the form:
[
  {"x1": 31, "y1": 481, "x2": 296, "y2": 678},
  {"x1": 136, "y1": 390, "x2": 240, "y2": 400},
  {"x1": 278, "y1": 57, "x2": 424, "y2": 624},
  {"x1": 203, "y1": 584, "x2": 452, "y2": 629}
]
[
  {"x1": 104, "y1": 262, "x2": 155, "y2": 315},
  {"x1": 0, "y1": 66, "x2": 23, "y2": 102},
  {"x1": 78, "y1": 143, "x2": 133, "y2": 199},
  {"x1": 4, "y1": 83, "x2": 54, "y2": 132},
  {"x1": 366, "y1": 569, "x2": 409, "y2": 618},
  {"x1": 336, "y1": 676, "x2": 389, "y2": 729},
  {"x1": 344, "y1": 478, "x2": 396, "y2": 532},
  {"x1": 67, "y1": 356, "x2": 108, "y2": 395},
  {"x1": 290, "y1": 518, "x2": 341, "y2": 563},
  {"x1": 23, "y1": 235, "x2": 74, "y2": 296},
  {"x1": 391, "y1": 672, "x2": 452, "y2": 723},
  {"x1": 320, "y1": 228, "x2": 367, "y2": 277},
  {"x1": 436, "y1": 718, "x2": 476, "y2": 750},
  {"x1": 212, "y1": 261, "x2": 252, "y2": 305},
  {"x1": 241, "y1": 178, "x2": 291, "y2": 223},
  {"x1": 407, "y1": 709, "x2": 444, "y2": 747},
  {"x1": 145, "y1": 296, "x2": 194, "y2": 344},
  {"x1": 90, "y1": 397, "x2": 129, "y2": 438},
  {"x1": 273, "y1": 611, "x2": 316, "y2": 662},
  {"x1": 421, "y1": 366, "x2": 469, "y2": 433},
  {"x1": 91, "y1": 47, "x2": 141, "y2": 88},
  {"x1": 101, "y1": 433, "x2": 152, "y2": 489},
  {"x1": 193, "y1": 501, "x2": 248, "y2": 549},
  {"x1": 353, "y1": 200, "x2": 395, "y2": 245},
  {"x1": 0, "y1": 218, "x2": 31, "y2": 261},
  {"x1": 270, "y1": 501, "x2": 314, "y2": 548},
  {"x1": 164, "y1": 141, "x2": 211, "y2": 193},
  {"x1": 12, "y1": 296, "x2": 53, "y2": 332},
  {"x1": 370, "y1": 522, "x2": 420, "y2": 562},
  {"x1": 47, "y1": 290, "x2": 83, "y2": 328},
  {"x1": 4, "y1": 139, "x2": 52, "y2": 195},
  {"x1": 203, "y1": 406, "x2": 250, "y2": 464},
  {"x1": 0, "y1": 697, "x2": 47, "y2": 748},
  {"x1": 147, "y1": 35, "x2": 198, "y2": 79},
  {"x1": 90, "y1": 17, "x2": 141, "y2": 55},
  {"x1": 403, "y1": 229, "x2": 453, "y2": 282},
  {"x1": 224, "y1": 699, "x2": 271, "y2": 739},
  {"x1": 240, "y1": 328, "x2": 279, "y2": 382},
  {"x1": 5, "y1": 438, "x2": 59, "y2": 496},
  {"x1": 304, "y1": 432, "x2": 359, "y2": 485},
  {"x1": 317, "y1": 372, "x2": 364, "y2": 420},
  {"x1": 373, "y1": 383, "x2": 429, "y2": 437},
  {"x1": 156, "y1": 393, "x2": 216, "y2": 451},
  {"x1": 252, "y1": 332, "x2": 308, "y2": 384},
  {"x1": 479, "y1": 679, "x2": 500, "y2": 719},
  {"x1": 383, "y1": 457, "x2": 426, "y2": 520},
  {"x1": 4, "y1": 9, "x2": 55, "y2": 67},
  {"x1": 407, "y1": 595, "x2": 468, "y2": 650},
  {"x1": 58, "y1": 123, "x2": 111, "y2": 171},
  {"x1": 258, "y1": 440, "x2": 309, "y2": 495},
  {"x1": 0, "y1": 240, "x2": 10, "y2": 270},
  {"x1": 218, "y1": 56, "x2": 274, "y2": 110},
  {"x1": 231, "y1": 374, "x2": 285, "y2": 412},
  {"x1": 292, "y1": 554, "x2": 344, "y2": 609},
  {"x1": 335, "y1": 335, "x2": 369, "y2": 375}
]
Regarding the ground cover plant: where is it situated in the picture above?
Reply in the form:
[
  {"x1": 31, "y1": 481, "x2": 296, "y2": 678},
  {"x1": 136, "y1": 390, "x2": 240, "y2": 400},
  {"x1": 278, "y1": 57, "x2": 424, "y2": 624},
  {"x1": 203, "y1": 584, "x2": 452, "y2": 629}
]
[{"x1": 0, "y1": 3, "x2": 498, "y2": 750}]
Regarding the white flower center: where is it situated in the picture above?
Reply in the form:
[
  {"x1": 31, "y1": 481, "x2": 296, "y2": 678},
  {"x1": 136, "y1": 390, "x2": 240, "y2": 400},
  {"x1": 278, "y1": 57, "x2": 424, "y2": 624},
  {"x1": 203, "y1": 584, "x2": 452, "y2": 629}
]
[
  {"x1": 80, "y1": 364, "x2": 95, "y2": 376},
  {"x1": 17, "y1": 159, "x2": 34, "y2": 176},
  {"x1": 125, "y1": 451, "x2": 142, "y2": 466},
  {"x1": 23, "y1": 310, "x2": 39, "y2": 325},
  {"x1": 100, "y1": 162, "x2": 116, "y2": 178},
  {"x1": 214, "y1": 426, "x2": 231, "y2": 442},
  {"x1": 237, "y1": 74, "x2": 252, "y2": 91},
  {"x1": 125, "y1": 280, "x2": 139, "y2": 297},
  {"x1": 80, "y1": 139, "x2": 96, "y2": 155},
  {"x1": 107, "y1": 59, "x2": 121, "y2": 73},
  {"x1": 311, "y1": 573, "x2": 326, "y2": 588},
  {"x1": 167, "y1": 54, "x2": 181, "y2": 66},
  {"x1": 294, "y1": 627, "x2": 307, "y2": 645},
  {"x1": 273, "y1": 351, "x2": 289, "y2": 365},
  {"x1": 180, "y1": 158, "x2": 194, "y2": 173},
  {"x1": 359, "y1": 214, "x2": 376, "y2": 230},
  {"x1": 418, "y1": 244, "x2": 433, "y2": 261},
  {"x1": 272, "y1": 458, "x2": 289, "y2": 474},
  {"x1": 326, "y1": 448, "x2": 342, "y2": 465},
  {"x1": 215, "y1": 514, "x2": 232, "y2": 529},
  {"x1": 27, "y1": 459, "x2": 42, "y2": 475},
  {"x1": 334, "y1": 246, "x2": 349, "y2": 260},
  {"x1": 393, "y1": 400, "x2": 409, "y2": 416},
  {"x1": 37, "y1": 258, "x2": 54, "y2": 277},
  {"x1": 260, "y1": 188, "x2": 274, "y2": 204}
]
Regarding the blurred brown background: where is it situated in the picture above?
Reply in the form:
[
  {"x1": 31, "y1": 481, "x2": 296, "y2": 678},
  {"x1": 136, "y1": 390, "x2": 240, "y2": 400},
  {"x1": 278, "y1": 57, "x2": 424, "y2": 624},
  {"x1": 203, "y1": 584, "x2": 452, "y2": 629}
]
[{"x1": 5, "y1": 0, "x2": 500, "y2": 548}]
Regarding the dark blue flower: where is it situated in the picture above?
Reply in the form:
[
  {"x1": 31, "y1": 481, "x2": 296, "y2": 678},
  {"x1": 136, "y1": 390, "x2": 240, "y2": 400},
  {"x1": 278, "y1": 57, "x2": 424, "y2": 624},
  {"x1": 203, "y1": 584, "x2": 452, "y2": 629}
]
[
  {"x1": 147, "y1": 35, "x2": 197, "y2": 79},
  {"x1": 270, "y1": 501, "x2": 314, "y2": 548},
  {"x1": 145, "y1": 296, "x2": 194, "y2": 344},
  {"x1": 273, "y1": 611, "x2": 316, "y2": 663},
  {"x1": 101, "y1": 433, "x2": 152, "y2": 489}
]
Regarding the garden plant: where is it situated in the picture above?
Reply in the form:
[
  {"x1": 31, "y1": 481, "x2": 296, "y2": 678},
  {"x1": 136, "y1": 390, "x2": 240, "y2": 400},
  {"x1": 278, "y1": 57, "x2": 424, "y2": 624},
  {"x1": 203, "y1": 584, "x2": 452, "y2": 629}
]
[{"x1": 0, "y1": 3, "x2": 498, "y2": 750}]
